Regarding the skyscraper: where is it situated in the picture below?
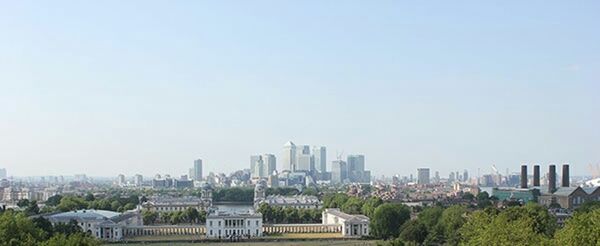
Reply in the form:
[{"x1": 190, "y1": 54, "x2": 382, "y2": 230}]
[
  {"x1": 134, "y1": 174, "x2": 143, "y2": 187},
  {"x1": 262, "y1": 154, "x2": 277, "y2": 177},
  {"x1": 347, "y1": 154, "x2": 365, "y2": 182},
  {"x1": 251, "y1": 154, "x2": 276, "y2": 178},
  {"x1": 282, "y1": 141, "x2": 297, "y2": 171},
  {"x1": 252, "y1": 156, "x2": 265, "y2": 178},
  {"x1": 193, "y1": 159, "x2": 203, "y2": 180},
  {"x1": 331, "y1": 160, "x2": 347, "y2": 184},
  {"x1": 312, "y1": 146, "x2": 327, "y2": 173},
  {"x1": 0, "y1": 168, "x2": 6, "y2": 179},
  {"x1": 417, "y1": 168, "x2": 430, "y2": 185},
  {"x1": 296, "y1": 153, "x2": 312, "y2": 171},
  {"x1": 250, "y1": 155, "x2": 261, "y2": 176}
]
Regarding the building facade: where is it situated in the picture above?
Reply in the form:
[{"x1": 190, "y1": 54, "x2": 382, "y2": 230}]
[
  {"x1": 322, "y1": 208, "x2": 369, "y2": 237},
  {"x1": 417, "y1": 168, "x2": 430, "y2": 185},
  {"x1": 43, "y1": 209, "x2": 142, "y2": 241},
  {"x1": 206, "y1": 210, "x2": 263, "y2": 239}
]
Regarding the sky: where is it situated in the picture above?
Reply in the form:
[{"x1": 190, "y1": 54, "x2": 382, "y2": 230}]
[{"x1": 0, "y1": 1, "x2": 599, "y2": 178}]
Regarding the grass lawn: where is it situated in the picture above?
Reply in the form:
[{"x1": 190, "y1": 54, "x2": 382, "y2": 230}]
[{"x1": 107, "y1": 240, "x2": 376, "y2": 246}]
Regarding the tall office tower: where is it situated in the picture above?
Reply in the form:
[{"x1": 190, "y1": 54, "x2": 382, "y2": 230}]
[
  {"x1": 434, "y1": 171, "x2": 440, "y2": 183},
  {"x1": 250, "y1": 155, "x2": 261, "y2": 176},
  {"x1": 252, "y1": 156, "x2": 265, "y2": 178},
  {"x1": 282, "y1": 141, "x2": 297, "y2": 171},
  {"x1": 117, "y1": 174, "x2": 126, "y2": 186},
  {"x1": 296, "y1": 153, "x2": 312, "y2": 171},
  {"x1": 347, "y1": 154, "x2": 365, "y2": 182},
  {"x1": 331, "y1": 160, "x2": 347, "y2": 184},
  {"x1": 449, "y1": 172, "x2": 455, "y2": 182},
  {"x1": 417, "y1": 168, "x2": 430, "y2": 185},
  {"x1": 262, "y1": 154, "x2": 277, "y2": 178},
  {"x1": 134, "y1": 174, "x2": 143, "y2": 187},
  {"x1": 463, "y1": 169, "x2": 469, "y2": 182},
  {"x1": 193, "y1": 159, "x2": 203, "y2": 180},
  {"x1": 0, "y1": 168, "x2": 6, "y2": 179},
  {"x1": 312, "y1": 146, "x2": 327, "y2": 173}
]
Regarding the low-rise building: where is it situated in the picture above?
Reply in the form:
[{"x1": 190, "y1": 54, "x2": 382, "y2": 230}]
[
  {"x1": 205, "y1": 210, "x2": 263, "y2": 239},
  {"x1": 322, "y1": 208, "x2": 369, "y2": 237},
  {"x1": 42, "y1": 209, "x2": 142, "y2": 241},
  {"x1": 538, "y1": 187, "x2": 589, "y2": 209}
]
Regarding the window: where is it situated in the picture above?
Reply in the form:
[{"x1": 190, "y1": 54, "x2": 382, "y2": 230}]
[
  {"x1": 209, "y1": 230, "x2": 212, "y2": 236},
  {"x1": 255, "y1": 220, "x2": 258, "y2": 226},
  {"x1": 218, "y1": 221, "x2": 221, "y2": 226},
  {"x1": 209, "y1": 221, "x2": 213, "y2": 226},
  {"x1": 247, "y1": 220, "x2": 250, "y2": 226},
  {"x1": 256, "y1": 229, "x2": 259, "y2": 235}
]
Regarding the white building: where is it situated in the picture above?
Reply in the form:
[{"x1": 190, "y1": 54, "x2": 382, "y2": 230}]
[
  {"x1": 134, "y1": 174, "x2": 143, "y2": 187},
  {"x1": 206, "y1": 210, "x2": 263, "y2": 239},
  {"x1": 43, "y1": 209, "x2": 142, "y2": 241},
  {"x1": 322, "y1": 208, "x2": 369, "y2": 237},
  {"x1": 282, "y1": 141, "x2": 297, "y2": 171},
  {"x1": 142, "y1": 183, "x2": 212, "y2": 212}
]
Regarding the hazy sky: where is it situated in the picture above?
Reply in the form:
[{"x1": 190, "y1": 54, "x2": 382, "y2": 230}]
[{"x1": 1, "y1": 1, "x2": 599, "y2": 178}]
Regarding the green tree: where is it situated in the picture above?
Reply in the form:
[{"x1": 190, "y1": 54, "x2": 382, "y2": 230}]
[
  {"x1": 25, "y1": 200, "x2": 40, "y2": 216},
  {"x1": 462, "y1": 192, "x2": 475, "y2": 201},
  {"x1": 341, "y1": 197, "x2": 364, "y2": 214},
  {"x1": 41, "y1": 233, "x2": 100, "y2": 246},
  {"x1": 84, "y1": 193, "x2": 95, "y2": 202},
  {"x1": 0, "y1": 211, "x2": 47, "y2": 245},
  {"x1": 361, "y1": 197, "x2": 383, "y2": 218},
  {"x1": 555, "y1": 208, "x2": 600, "y2": 246},
  {"x1": 142, "y1": 210, "x2": 159, "y2": 225},
  {"x1": 56, "y1": 196, "x2": 87, "y2": 212},
  {"x1": 460, "y1": 208, "x2": 554, "y2": 245},
  {"x1": 370, "y1": 203, "x2": 411, "y2": 239},
  {"x1": 398, "y1": 220, "x2": 428, "y2": 244},
  {"x1": 17, "y1": 199, "x2": 30, "y2": 208},
  {"x1": 574, "y1": 200, "x2": 600, "y2": 213},
  {"x1": 437, "y1": 205, "x2": 467, "y2": 245},
  {"x1": 53, "y1": 220, "x2": 82, "y2": 236},
  {"x1": 46, "y1": 195, "x2": 63, "y2": 207}
]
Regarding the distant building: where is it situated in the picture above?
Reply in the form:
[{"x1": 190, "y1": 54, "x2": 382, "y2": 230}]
[
  {"x1": 206, "y1": 210, "x2": 263, "y2": 239},
  {"x1": 193, "y1": 159, "x2": 203, "y2": 180},
  {"x1": 296, "y1": 153, "x2": 312, "y2": 172},
  {"x1": 322, "y1": 208, "x2": 369, "y2": 237},
  {"x1": 312, "y1": 146, "x2": 327, "y2": 173},
  {"x1": 117, "y1": 174, "x2": 126, "y2": 187},
  {"x1": 143, "y1": 183, "x2": 212, "y2": 212},
  {"x1": 251, "y1": 154, "x2": 276, "y2": 178},
  {"x1": 254, "y1": 181, "x2": 322, "y2": 209},
  {"x1": 134, "y1": 174, "x2": 143, "y2": 187},
  {"x1": 0, "y1": 168, "x2": 6, "y2": 179},
  {"x1": 417, "y1": 168, "x2": 430, "y2": 185},
  {"x1": 331, "y1": 160, "x2": 348, "y2": 184},
  {"x1": 347, "y1": 155, "x2": 370, "y2": 183},
  {"x1": 41, "y1": 209, "x2": 142, "y2": 241},
  {"x1": 538, "y1": 187, "x2": 594, "y2": 209},
  {"x1": 282, "y1": 141, "x2": 297, "y2": 171}
]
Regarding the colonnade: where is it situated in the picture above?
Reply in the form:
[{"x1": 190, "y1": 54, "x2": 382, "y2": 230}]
[
  {"x1": 262, "y1": 224, "x2": 341, "y2": 234},
  {"x1": 123, "y1": 225, "x2": 205, "y2": 237}
]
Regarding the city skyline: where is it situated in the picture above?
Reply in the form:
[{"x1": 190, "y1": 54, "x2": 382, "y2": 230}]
[{"x1": 1, "y1": 1, "x2": 599, "y2": 177}]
